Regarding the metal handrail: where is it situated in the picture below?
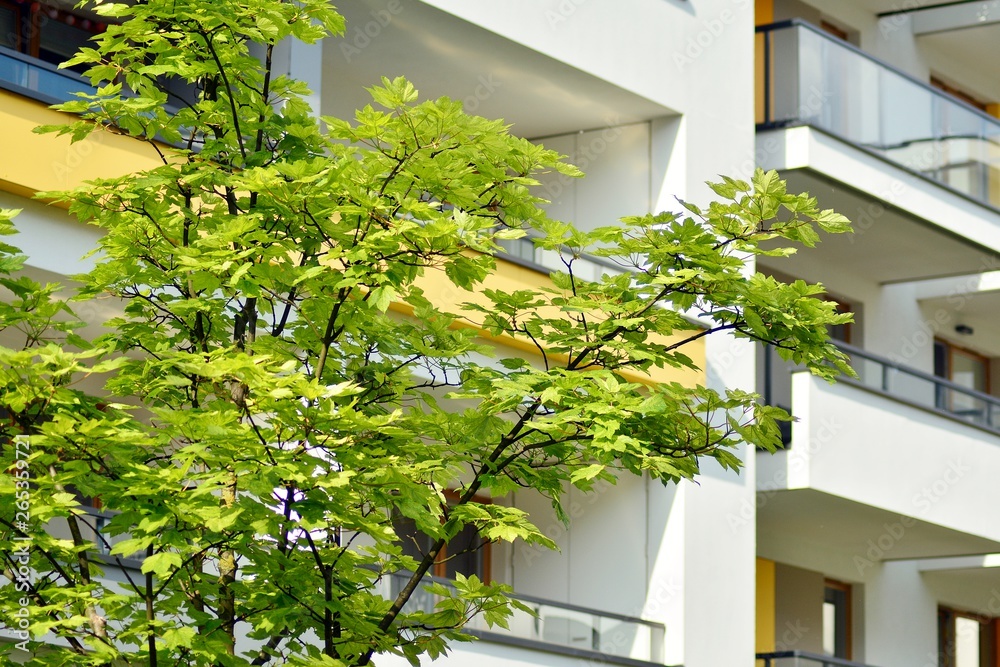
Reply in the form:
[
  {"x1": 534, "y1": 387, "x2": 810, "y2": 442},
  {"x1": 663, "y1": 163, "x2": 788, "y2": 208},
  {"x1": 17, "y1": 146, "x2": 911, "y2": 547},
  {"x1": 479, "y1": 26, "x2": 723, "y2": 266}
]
[
  {"x1": 763, "y1": 337, "x2": 1000, "y2": 439},
  {"x1": 756, "y1": 650, "x2": 881, "y2": 667},
  {"x1": 831, "y1": 339, "x2": 1000, "y2": 411},
  {"x1": 391, "y1": 571, "x2": 664, "y2": 662}
]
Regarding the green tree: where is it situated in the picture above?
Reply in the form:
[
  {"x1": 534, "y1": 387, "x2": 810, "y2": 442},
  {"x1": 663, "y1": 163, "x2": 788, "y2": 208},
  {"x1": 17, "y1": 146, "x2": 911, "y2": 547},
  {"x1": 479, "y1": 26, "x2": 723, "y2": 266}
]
[{"x1": 0, "y1": 0, "x2": 852, "y2": 665}]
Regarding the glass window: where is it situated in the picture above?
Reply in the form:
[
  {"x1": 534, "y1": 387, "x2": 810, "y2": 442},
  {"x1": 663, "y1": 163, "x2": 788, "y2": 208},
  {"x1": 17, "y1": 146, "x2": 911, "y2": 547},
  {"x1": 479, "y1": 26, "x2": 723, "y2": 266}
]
[
  {"x1": 934, "y1": 339, "x2": 991, "y2": 420},
  {"x1": 940, "y1": 608, "x2": 997, "y2": 667},
  {"x1": 0, "y1": 2, "x2": 104, "y2": 69},
  {"x1": 826, "y1": 297, "x2": 853, "y2": 345},
  {"x1": 393, "y1": 498, "x2": 491, "y2": 582},
  {"x1": 823, "y1": 581, "x2": 851, "y2": 659},
  {"x1": 0, "y1": 3, "x2": 19, "y2": 50},
  {"x1": 38, "y1": 18, "x2": 93, "y2": 68}
]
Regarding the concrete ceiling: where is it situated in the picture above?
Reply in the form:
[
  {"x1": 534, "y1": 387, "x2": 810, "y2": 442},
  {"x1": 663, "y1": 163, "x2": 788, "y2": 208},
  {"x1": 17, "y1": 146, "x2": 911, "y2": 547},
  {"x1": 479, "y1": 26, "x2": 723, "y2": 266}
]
[
  {"x1": 919, "y1": 290, "x2": 1000, "y2": 356},
  {"x1": 757, "y1": 489, "x2": 1000, "y2": 578},
  {"x1": 757, "y1": 169, "x2": 1000, "y2": 285},
  {"x1": 919, "y1": 24, "x2": 1000, "y2": 97},
  {"x1": 321, "y1": 0, "x2": 674, "y2": 140},
  {"x1": 821, "y1": 0, "x2": 973, "y2": 16},
  {"x1": 923, "y1": 567, "x2": 1000, "y2": 614}
]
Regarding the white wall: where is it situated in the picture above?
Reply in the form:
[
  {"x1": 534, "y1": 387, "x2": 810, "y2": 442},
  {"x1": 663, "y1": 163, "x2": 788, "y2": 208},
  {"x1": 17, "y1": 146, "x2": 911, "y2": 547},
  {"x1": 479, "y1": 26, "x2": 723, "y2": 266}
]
[
  {"x1": 0, "y1": 191, "x2": 102, "y2": 277},
  {"x1": 530, "y1": 122, "x2": 653, "y2": 233},
  {"x1": 864, "y1": 561, "x2": 939, "y2": 667}
]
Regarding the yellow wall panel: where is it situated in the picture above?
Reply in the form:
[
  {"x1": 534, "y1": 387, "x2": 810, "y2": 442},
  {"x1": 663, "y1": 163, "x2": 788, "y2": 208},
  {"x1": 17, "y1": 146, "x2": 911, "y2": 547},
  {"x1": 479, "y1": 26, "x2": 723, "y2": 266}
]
[
  {"x1": 755, "y1": 0, "x2": 774, "y2": 26},
  {"x1": 0, "y1": 90, "x2": 163, "y2": 198},
  {"x1": 756, "y1": 557, "x2": 776, "y2": 654},
  {"x1": 405, "y1": 258, "x2": 707, "y2": 388}
]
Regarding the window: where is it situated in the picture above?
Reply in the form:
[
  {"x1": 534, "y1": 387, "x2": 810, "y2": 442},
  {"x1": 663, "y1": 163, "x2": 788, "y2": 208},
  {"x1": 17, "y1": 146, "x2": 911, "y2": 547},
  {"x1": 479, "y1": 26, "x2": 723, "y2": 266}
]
[
  {"x1": 71, "y1": 490, "x2": 111, "y2": 555},
  {"x1": 820, "y1": 20, "x2": 849, "y2": 42},
  {"x1": 0, "y1": 1, "x2": 105, "y2": 73},
  {"x1": 825, "y1": 296, "x2": 853, "y2": 345},
  {"x1": 0, "y1": 2, "x2": 21, "y2": 50},
  {"x1": 823, "y1": 580, "x2": 852, "y2": 659},
  {"x1": 940, "y1": 607, "x2": 998, "y2": 667},
  {"x1": 931, "y1": 77, "x2": 989, "y2": 113},
  {"x1": 393, "y1": 495, "x2": 491, "y2": 582},
  {"x1": 934, "y1": 338, "x2": 990, "y2": 416}
]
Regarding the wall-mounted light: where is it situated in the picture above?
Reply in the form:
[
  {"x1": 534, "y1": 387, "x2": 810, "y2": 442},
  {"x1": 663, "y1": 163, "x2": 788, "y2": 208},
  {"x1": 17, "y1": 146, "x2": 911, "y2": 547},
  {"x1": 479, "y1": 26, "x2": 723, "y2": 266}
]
[{"x1": 955, "y1": 324, "x2": 974, "y2": 336}]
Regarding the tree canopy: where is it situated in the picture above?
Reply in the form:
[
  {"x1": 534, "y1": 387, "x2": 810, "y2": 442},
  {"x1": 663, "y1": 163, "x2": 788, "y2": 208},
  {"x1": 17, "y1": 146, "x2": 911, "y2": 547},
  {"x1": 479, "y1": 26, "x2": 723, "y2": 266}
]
[{"x1": 0, "y1": 0, "x2": 851, "y2": 665}]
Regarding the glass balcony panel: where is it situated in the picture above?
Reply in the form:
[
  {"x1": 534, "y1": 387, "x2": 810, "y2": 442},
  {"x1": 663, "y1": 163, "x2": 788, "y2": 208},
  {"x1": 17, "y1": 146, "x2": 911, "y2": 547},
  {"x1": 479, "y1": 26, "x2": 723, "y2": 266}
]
[
  {"x1": 885, "y1": 367, "x2": 936, "y2": 408},
  {"x1": 940, "y1": 386, "x2": 989, "y2": 426},
  {"x1": 933, "y1": 99, "x2": 990, "y2": 201},
  {"x1": 878, "y1": 69, "x2": 936, "y2": 170},
  {"x1": 538, "y1": 604, "x2": 595, "y2": 650},
  {"x1": 851, "y1": 355, "x2": 884, "y2": 391},
  {"x1": 768, "y1": 25, "x2": 800, "y2": 125},
  {"x1": 797, "y1": 28, "x2": 880, "y2": 145},
  {"x1": 985, "y1": 121, "x2": 1000, "y2": 207}
]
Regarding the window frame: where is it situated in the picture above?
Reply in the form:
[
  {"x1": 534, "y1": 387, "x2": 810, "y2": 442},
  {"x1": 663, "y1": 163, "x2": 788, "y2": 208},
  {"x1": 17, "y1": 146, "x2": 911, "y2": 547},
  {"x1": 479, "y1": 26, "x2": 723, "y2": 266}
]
[
  {"x1": 823, "y1": 578, "x2": 853, "y2": 660},
  {"x1": 934, "y1": 338, "x2": 991, "y2": 393},
  {"x1": 939, "y1": 606, "x2": 998, "y2": 667},
  {"x1": 394, "y1": 491, "x2": 493, "y2": 584}
]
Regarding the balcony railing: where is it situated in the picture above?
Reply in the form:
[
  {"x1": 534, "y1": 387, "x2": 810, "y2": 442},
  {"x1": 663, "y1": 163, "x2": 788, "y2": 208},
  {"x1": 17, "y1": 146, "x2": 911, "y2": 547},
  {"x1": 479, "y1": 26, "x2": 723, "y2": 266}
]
[
  {"x1": 0, "y1": 45, "x2": 94, "y2": 105},
  {"x1": 757, "y1": 20, "x2": 1000, "y2": 210},
  {"x1": 763, "y1": 340, "x2": 1000, "y2": 437},
  {"x1": 388, "y1": 572, "x2": 666, "y2": 664},
  {"x1": 757, "y1": 650, "x2": 880, "y2": 667}
]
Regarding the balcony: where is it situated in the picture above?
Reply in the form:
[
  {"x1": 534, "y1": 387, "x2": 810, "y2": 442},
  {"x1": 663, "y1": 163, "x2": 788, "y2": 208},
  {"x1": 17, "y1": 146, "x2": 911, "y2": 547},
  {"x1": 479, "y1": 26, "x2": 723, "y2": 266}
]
[
  {"x1": 756, "y1": 341, "x2": 1000, "y2": 563},
  {"x1": 765, "y1": 341, "x2": 1000, "y2": 436},
  {"x1": 0, "y1": 45, "x2": 94, "y2": 105},
  {"x1": 385, "y1": 572, "x2": 666, "y2": 666},
  {"x1": 757, "y1": 20, "x2": 1000, "y2": 211}
]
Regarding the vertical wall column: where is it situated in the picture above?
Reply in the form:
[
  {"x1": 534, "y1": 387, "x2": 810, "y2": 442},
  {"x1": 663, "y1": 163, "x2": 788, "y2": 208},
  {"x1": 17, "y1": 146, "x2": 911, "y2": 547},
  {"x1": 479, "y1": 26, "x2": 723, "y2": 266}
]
[{"x1": 269, "y1": 38, "x2": 323, "y2": 116}]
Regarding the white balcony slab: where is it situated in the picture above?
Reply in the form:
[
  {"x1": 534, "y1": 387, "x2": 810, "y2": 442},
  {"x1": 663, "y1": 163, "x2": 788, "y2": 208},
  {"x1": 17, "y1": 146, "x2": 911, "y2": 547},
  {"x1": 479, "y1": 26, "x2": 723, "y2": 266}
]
[
  {"x1": 757, "y1": 372, "x2": 1000, "y2": 562},
  {"x1": 757, "y1": 126, "x2": 1000, "y2": 284}
]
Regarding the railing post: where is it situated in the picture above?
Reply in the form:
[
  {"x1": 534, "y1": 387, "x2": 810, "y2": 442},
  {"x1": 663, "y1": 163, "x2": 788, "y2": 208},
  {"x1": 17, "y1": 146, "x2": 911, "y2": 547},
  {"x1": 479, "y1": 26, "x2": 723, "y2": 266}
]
[{"x1": 881, "y1": 362, "x2": 889, "y2": 392}]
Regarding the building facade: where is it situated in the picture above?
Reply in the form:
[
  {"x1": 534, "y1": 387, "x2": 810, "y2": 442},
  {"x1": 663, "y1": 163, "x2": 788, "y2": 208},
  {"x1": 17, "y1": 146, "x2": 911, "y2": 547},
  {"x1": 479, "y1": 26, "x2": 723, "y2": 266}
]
[{"x1": 3, "y1": 0, "x2": 1000, "y2": 666}]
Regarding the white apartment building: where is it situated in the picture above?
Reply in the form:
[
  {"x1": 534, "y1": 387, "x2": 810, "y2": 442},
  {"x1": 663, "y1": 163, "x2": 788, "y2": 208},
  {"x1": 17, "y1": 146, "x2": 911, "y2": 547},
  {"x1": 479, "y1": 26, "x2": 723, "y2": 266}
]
[{"x1": 3, "y1": 0, "x2": 1000, "y2": 666}]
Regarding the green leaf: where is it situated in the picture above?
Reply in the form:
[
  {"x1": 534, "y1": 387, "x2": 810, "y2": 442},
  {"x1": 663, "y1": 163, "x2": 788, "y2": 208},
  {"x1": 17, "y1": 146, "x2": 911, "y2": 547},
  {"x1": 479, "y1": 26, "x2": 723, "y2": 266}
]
[{"x1": 140, "y1": 552, "x2": 182, "y2": 577}]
